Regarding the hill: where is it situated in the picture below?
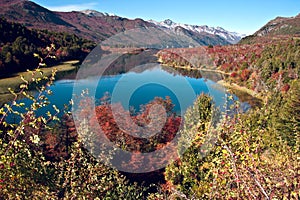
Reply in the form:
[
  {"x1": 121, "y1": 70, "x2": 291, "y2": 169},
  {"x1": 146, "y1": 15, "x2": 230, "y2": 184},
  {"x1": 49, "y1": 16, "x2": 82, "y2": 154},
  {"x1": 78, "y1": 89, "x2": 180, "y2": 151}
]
[
  {"x1": 157, "y1": 36, "x2": 300, "y2": 95},
  {"x1": 0, "y1": 17, "x2": 95, "y2": 76},
  {"x1": 240, "y1": 13, "x2": 300, "y2": 44},
  {"x1": 255, "y1": 14, "x2": 300, "y2": 36}
]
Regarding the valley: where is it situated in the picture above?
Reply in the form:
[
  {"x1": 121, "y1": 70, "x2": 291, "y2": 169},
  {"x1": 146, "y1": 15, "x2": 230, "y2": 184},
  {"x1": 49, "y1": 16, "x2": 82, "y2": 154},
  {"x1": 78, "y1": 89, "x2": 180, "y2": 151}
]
[{"x1": 0, "y1": 0, "x2": 299, "y2": 199}]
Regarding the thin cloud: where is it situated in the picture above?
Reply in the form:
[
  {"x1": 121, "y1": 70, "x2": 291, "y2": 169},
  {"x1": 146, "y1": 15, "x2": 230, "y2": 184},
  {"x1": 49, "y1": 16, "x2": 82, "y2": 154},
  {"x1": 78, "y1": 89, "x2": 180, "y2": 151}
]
[{"x1": 46, "y1": 2, "x2": 98, "y2": 12}]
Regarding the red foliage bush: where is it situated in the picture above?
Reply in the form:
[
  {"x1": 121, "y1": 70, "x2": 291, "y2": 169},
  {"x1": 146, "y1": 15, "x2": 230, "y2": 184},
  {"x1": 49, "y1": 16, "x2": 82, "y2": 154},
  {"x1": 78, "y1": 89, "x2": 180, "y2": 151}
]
[
  {"x1": 75, "y1": 97, "x2": 182, "y2": 165},
  {"x1": 230, "y1": 72, "x2": 238, "y2": 78},
  {"x1": 281, "y1": 83, "x2": 290, "y2": 93},
  {"x1": 240, "y1": 69, "x2": 251, "y2": 81}
]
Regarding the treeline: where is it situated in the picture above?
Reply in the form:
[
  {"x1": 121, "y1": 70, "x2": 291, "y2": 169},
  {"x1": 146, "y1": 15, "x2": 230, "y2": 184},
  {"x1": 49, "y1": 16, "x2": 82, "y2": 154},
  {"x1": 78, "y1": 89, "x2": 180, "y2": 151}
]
[{"x1": 0, "y1": 17, "x2": 96, "y2": 77}]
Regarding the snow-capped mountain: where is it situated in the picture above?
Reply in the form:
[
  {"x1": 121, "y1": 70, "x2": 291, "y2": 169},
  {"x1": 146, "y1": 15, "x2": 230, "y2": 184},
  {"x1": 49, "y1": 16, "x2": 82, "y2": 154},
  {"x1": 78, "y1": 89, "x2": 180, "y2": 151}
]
[
  {"x1": 0, "y1": 0, "x2": 236, "y2": 46},
  {"x1": 80, "y1": 9, "x2": 116, "y2": 17},
  {"x1": 149, "y1": 19, "x2": 246, "y2": 44}
]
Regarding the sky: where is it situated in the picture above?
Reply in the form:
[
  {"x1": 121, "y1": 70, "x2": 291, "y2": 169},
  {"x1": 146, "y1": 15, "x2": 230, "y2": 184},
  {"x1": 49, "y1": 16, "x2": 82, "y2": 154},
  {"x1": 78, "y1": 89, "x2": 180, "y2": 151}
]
[{"x1": 32, "y1": 0, "x2": 300, "y2": 35}]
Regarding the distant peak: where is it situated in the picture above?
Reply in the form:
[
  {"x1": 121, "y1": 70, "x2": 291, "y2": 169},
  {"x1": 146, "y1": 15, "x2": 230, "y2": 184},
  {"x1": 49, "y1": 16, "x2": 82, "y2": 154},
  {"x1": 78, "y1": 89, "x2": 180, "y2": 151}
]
[
  {"x1": 80, "y1": 9, "x2": 116, "y2": 17},
  {"x1": 81, "y1": 9, "x2": 104, "y2": 16},
  {"x1": 216, "y1": 26, "x2": 225, "y2": 31},
  {"x1": 81, "y1": 9, "x2": 97, "y2": 12},
  {"x1": 163, "y1": 19, "x2": 175, "y2": 26}
]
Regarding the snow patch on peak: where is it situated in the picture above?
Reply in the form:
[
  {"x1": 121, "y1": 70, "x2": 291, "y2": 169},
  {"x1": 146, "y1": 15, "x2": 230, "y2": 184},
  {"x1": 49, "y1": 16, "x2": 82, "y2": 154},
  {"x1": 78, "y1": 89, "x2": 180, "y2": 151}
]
[
  {"x1": 148, "y1": 19, "x2": 247, "y2": 44},
  {"x1": 80, "y1": 9, "x2": 115, "y2": 17}
]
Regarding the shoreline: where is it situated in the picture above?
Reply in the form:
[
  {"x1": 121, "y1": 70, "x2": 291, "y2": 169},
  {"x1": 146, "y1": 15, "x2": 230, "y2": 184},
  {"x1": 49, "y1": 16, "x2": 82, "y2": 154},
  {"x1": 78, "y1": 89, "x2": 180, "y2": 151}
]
[
  {"x1": 217, "y1": 80, "x2": 262, "y2": 99},
  {"x1": 157, "y1": 57, "x2": 230, "y2": 76},
  {"x1": 159, "y1": 62, "x2": 258, "y2": 96},
  {"x1": 0, "y1": 60, "x2": 79, "y2": 106},
  {"x1": 159, "y1": 61, "x2": 263, "y2": 107},
  {"x1": 217, "y1": 80, "x2": 263, "y2": 107},
  {"x1": 173, "y1": 65, "x2": 231, "y2": 76}
]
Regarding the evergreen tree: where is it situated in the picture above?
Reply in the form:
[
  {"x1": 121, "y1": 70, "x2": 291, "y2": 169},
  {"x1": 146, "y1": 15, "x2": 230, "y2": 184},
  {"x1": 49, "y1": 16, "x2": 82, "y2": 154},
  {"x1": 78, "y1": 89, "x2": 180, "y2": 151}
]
[{"x1": 276, "y1": 80, "x2": 300, "y2": 146}]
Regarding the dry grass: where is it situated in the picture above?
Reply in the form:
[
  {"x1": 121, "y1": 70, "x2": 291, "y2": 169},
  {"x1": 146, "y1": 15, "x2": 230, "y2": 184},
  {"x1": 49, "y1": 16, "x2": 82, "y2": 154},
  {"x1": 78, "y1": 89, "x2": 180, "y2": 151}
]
[{"x1": 217, "y1": 80, "x2": 263, "y2": 107}]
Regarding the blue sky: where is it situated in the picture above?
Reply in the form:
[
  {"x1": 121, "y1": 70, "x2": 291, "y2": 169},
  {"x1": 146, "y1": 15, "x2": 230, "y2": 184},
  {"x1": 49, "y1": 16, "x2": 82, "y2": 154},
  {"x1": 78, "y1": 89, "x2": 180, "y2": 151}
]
[{"x1": 32, "y1": 0, "x2": 300, "y2": 35}]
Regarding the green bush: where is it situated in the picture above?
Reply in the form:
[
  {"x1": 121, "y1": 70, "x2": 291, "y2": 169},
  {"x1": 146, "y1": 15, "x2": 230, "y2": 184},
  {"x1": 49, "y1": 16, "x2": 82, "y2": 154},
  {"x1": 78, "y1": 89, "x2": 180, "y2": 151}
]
[{"x1": 165, "y1": 92, "x2": 300, "y2": 199}]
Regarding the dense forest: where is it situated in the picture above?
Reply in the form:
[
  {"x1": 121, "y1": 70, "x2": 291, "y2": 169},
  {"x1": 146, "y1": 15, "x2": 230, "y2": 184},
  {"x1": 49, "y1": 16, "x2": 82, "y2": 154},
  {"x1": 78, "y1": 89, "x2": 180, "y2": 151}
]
[{"x1": 0, "y1": 17, "x2": 96, "y2": 77}]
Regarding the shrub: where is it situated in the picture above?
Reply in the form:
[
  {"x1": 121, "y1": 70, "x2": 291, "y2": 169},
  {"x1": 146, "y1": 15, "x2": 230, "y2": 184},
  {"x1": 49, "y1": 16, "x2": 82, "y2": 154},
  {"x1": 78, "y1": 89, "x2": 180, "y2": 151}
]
[{"x1": 165, "y1": 93, "x2": 300, "y2": 199}]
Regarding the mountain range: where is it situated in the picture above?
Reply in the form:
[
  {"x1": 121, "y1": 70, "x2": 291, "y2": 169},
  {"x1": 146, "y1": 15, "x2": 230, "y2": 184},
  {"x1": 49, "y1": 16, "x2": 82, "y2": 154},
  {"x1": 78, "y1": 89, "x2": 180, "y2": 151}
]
[
  {"x1": 0, "y1": 0, "x2": 246, "y2": 47},
  {"x1": 1, "y1": 0, "x2": 299, "y2": 47},
  {"x1": 148, "y1": 19, "x2": 246, "y2": 44}
]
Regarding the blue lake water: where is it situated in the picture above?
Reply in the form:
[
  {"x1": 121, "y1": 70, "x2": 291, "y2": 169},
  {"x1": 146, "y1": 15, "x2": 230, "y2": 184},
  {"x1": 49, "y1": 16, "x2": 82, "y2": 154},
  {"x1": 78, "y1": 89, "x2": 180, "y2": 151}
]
[{"x1": 7, "y1": 65, "x2": 249, "y2": 122}]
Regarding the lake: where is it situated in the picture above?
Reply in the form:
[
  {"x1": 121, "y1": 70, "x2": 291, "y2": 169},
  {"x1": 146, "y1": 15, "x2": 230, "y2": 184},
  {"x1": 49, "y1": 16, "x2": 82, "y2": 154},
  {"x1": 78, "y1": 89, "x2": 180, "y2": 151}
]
[
  {"x1": 6, "y1": 63, "x2": 250, "y2": 123},
  {"x1": 4, "y1": 47, "x2": 253, "y2": 122}
]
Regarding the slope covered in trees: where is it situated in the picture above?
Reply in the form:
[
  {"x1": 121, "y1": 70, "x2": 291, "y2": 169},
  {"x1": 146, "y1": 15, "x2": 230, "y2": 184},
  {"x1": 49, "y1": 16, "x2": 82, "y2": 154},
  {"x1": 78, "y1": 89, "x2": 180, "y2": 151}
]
[
  {"x1": 157, "y1": 37, "x2": 300, "y2": 95},
  {"x1": 0, "y1": 17, "x2": 95, "y2": 76}
]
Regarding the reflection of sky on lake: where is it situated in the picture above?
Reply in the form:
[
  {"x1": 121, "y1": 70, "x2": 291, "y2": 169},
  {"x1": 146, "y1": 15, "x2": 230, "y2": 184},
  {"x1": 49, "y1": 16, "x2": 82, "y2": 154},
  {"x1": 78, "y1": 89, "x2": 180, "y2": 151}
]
[{"x1": 7, "y1": 65, "x2": 250, "y2": 122}]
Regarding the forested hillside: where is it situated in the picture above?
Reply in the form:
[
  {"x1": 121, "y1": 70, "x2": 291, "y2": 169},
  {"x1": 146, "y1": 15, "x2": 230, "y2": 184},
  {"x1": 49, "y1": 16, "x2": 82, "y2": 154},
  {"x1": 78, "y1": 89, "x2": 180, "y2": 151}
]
[
  {"x1": 157, "y1": 37, "x2": 300, "y2": 94},
  {"x1": 0, "y1": 18, "x2": 95, "y2": 76}
]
